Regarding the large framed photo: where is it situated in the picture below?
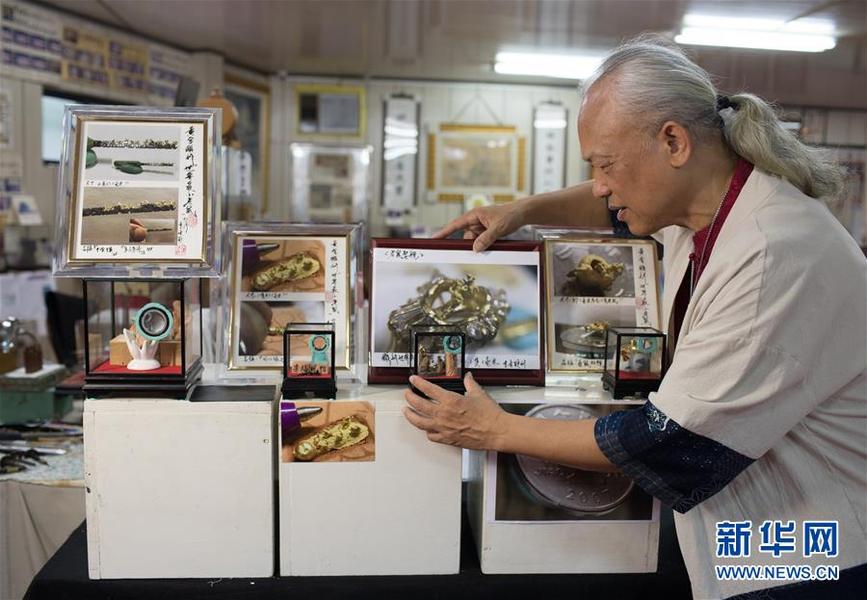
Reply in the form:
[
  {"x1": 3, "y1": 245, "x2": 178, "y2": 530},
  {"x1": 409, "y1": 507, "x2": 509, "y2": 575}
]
[
  {"x1": 220, "y1": 223, "x2": 362, "y2": 377},
  {"x1": 543, "y1": 237, "x2": 660, "y2": 373},
  {"x1": 294, "y1": 83, "x2": 365, "y2": 138},
  {"x1": 428, "y1": 123, "x2": 526, "y2": 203},
  {"x1": 54, "y1": 106, "x2": 220, "y2": 277},
  {"x1": 369, "y1": 239, "x2": 543, "y2": 385}
]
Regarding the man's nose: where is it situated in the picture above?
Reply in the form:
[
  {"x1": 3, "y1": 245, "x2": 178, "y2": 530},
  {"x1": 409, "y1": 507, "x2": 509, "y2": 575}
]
[{"x1": 592, "y1": 179, "x2": 611, "y2": 201}]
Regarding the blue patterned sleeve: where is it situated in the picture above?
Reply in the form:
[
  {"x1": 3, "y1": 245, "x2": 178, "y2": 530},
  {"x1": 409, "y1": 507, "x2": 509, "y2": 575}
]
[{"x1": 594, "y1": 402, "x2": 755, "y2": 513}]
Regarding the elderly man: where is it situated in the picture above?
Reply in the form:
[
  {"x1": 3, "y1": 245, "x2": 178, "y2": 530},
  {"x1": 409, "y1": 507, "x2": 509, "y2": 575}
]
[{"x1": 403, "y1": 38, "x2": 866, "y2": 599}]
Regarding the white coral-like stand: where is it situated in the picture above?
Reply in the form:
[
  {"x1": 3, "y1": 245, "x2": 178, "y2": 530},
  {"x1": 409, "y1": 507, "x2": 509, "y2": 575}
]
[{"x1": 123, "y1": 328, "x2": 161, "y2": 371}]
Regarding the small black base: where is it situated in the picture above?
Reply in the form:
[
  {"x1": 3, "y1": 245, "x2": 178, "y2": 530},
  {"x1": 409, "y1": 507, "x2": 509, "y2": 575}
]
[
  {"x1": 282, "y1": 378, "x2": 337, "y2": 400},
  {"x1": 602, "y1": 372, "x2": 660, "y2": 400},
  {"x1": 83, "y1": 361, "x2": 203, "y2": 400},
  {"x1": 411, "y1": 379, "x2": 466, "y2": 398}
]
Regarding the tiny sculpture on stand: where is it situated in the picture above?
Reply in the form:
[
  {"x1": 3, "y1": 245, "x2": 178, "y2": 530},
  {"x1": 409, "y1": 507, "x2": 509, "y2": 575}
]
[
  {"x1": 602, "y1": 326, "x2": 667, "y2": 399},
  {"x1": 282, "y1": 322, "x2": 337, "y2": 400},
  {"x1": 122, "y1": 302, "x2": 174, "y2": 371},
  {"x1": 122, "y1": 329, "x2": 160, "y2": 371},
  {"x1": 411, "y1": 326, "x2": 466, "y2": 397}
]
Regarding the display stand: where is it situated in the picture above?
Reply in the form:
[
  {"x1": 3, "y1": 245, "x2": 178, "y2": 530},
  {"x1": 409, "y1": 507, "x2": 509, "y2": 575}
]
[
  {"x1": 278, "y1": 385, "x2": 462, "y2": 575},
  {"x1": 466, "y1": 384, "x2": 661, "y2": 574},
  {"x1": 83, "y1": 384, "x2": 276, "y2": 579}
]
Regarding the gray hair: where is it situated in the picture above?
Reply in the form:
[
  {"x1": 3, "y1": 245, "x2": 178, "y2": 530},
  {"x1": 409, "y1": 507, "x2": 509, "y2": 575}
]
[{"x1": 583, "y1": 36, "x2": 844, "y2": 200}]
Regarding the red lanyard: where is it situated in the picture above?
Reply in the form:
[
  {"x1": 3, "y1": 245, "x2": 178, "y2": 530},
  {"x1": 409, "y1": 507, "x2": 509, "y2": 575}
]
[{"x1": 690, "y1": 158, "x2": 753, "y2": 291}]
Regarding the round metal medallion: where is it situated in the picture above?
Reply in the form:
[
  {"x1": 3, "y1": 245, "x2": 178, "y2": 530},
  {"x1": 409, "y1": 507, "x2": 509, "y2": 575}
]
[{"x1": 515, "y1": 404, "x2": 634, "y2": 514}]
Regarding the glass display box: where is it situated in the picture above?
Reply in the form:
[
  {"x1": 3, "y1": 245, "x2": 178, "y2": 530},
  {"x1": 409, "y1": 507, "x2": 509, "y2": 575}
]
[
  {"x1": 602, "y1": 326, "x2": 667, "y2": 399},
  {"x1": 289, "y1": 143, "x2": 372, "y2": 224},
  {"x1": 217, "y1": 222, "x2": 364, "y2": 382},
  {"x1": 82, "y1": 278, "x2": 203, "y2": 397},
  {"x1": 411, "y1": 326, "x2": 466, "y2": 395},
  {"x1": 282, "y1": 322, "x2": 337, "y2": 400}
]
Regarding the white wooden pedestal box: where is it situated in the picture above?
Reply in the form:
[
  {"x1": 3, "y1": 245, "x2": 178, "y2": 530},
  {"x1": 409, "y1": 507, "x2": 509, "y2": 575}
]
[
  {"x1": 278, "y1": 386, "x2": 462, "y2": 575},
  {"x1": 83, "y1": 386, "x2": 276, "y2": 579},
  {"x1": 468, "y1": 384, "x2": 661, "y2": 574}
]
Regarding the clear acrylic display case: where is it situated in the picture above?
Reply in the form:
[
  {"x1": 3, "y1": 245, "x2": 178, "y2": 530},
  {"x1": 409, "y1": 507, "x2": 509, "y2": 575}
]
[
  {"x1": 82, "y1": 278, "x2": 203, "y2": 397},
  {"x1": 602, "y1": 326, "x2": 667, "y2": 399},
  {"x1": 282, "y1": 322, "x2": 337, "y2": 400},
  {"x1": 411, "y1": 326, "x2": 466, "y2": 395},
  {"x1": 54, "y1": 106, "x2": 222, "y2": 278},
  {"x1": 289, "y1": 143, "x2": 373, "y2": 224},
  {"x1": 216, "y1": 222, "x2": 365, "y2": 383}
]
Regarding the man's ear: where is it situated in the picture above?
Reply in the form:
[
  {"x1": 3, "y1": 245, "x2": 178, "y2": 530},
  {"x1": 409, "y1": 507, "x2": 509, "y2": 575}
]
[{"x1": 658, "y1": 120, "x2": 691, "y2": 168}]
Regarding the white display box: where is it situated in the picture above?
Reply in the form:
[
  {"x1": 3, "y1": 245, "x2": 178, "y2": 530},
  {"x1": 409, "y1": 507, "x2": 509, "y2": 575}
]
[
  {"x1": 83, "y1": 387, "x2": 276, "y2": 579},
  {"x1": 468, "y1": 384, "x2": 661, "y2": 574},
  {"x1": 279, "y1": 386, "x2": 462, "y2": 575}
]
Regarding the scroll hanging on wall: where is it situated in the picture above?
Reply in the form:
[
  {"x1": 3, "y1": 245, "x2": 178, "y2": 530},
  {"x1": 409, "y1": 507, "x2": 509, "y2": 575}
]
[
  {"x1": 532, "y1": 103, "x2": 568, "y2": 195},
  {"x1": 381, "y1": 95, "x2": 419, "y2": 215}
]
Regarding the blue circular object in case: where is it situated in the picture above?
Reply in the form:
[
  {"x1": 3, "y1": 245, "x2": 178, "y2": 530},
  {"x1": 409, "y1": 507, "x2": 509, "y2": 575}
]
[{"x1": 134, "y1": 302, "x2": 174, "y2": 341}]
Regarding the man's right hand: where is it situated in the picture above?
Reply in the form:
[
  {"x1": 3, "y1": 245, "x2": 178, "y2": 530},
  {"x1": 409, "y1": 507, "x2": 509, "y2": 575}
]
[{"x1": 431, "y1": 202, "x2": 527, "y2": 252}]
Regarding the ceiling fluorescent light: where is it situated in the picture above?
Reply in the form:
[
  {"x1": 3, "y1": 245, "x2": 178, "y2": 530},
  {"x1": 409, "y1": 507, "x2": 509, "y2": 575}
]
[
  {"x1": 494, "y1": 51, "x2": 604, "y2": 80},
  {"x1": 676, "y1": 14, "x2": 836, "y2": 52}
]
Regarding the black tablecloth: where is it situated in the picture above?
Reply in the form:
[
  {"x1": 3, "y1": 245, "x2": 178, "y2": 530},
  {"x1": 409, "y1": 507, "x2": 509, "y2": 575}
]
[{"x1": 25, "y1": 499, "x2": 691, "y2": 600}]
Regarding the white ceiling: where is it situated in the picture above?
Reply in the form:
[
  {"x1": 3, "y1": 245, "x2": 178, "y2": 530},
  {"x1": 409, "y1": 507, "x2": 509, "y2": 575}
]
[{"x1": 38, "y1": 0, "x2": 867, "y2": 107}]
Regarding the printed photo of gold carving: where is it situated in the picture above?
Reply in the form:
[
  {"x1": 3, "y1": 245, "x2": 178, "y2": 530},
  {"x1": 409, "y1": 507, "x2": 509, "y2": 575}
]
[
  {"x1": 82, "y1": 122, "x2": 181, "y2": 183},
  {"x1": 552, "y1": 244, "x2": 635, "y2": 298},
  {"x1": 241, "y1": 238, "x2": 326, "y2": 293},
  {"x1": 238, "y1": 300, "x2": 324, "y2": 357},
  {"x1": 494, "y1": 404, "x2": 653, "y2": 521},
  {"x1": 80, "y1": 187, "x2": 178, "y2": 246},
  {"x1": 374, "y1": 263, "x2": 538, "y2": 358},
  {"x1": 281, "y1": 401, "x2": 374, "y2": 463},
  {"x1": 543, "y1": 239, "x2": 661, "y2": 374},
  {"x1": 553, "y1": 303, "x2": 637, "y2": 358}
]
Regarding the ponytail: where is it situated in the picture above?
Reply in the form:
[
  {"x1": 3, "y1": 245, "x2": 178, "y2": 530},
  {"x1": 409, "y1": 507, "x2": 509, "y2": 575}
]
[{"x1": 722, "y1": 93, "x2": 844, "y2": 199}]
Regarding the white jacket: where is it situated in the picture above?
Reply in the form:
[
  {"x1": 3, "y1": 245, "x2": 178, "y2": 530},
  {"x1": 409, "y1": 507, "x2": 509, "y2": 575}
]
[{"x1": 652, "y1": 168, "x2": 867, "y2": 599}]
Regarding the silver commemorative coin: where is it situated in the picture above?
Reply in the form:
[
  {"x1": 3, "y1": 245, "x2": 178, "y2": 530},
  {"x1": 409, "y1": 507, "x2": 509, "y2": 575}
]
[{"x1": 515, "y1": 404, "x2": 634, "y2": 514}]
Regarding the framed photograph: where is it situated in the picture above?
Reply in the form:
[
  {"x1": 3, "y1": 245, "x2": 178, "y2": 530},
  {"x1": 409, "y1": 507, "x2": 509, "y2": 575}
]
[
  {"x1": 54, "y1": 106, "x2": 221, "y2": 277},
  {"x1": 224, "y1": 74, "x2": 270, "y2": 215},
  {"x1": 294, "y1": 83, "x2": 365, "y2": 138},
  {"x1": 369, "y1": 238, "x2": 543, "y2": 385},
  {"x1": 427, "y1": 123, "x2": 526, "y2": 203},
  {"x1": 219, "y1": 222, "x2": 362, "y2": 377},
  {"x1": 290, "y1": 143, "x2": 372, "y2": 224},
  {"x1": 543, "y1": 237, "x2": 661, "y2": 373}
]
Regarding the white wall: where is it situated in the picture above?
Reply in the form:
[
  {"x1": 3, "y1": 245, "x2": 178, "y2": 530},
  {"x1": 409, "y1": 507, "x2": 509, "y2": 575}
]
[{"x1": 267, "y1": 75, "x2": 588, "y2": 235}]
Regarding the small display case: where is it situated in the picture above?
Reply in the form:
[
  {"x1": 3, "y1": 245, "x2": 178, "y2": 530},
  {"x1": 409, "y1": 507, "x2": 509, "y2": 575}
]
[
  {"x1": 282, "y1": 322, "x2": 337, "y2": 400},
  {"x1": 411, "y1": 326, "x2": 466, "y2": 395},
  {"x1": 82, "y1": 278, "x2": 203, "y2": 397},
  {"x1": 602, "y1": 326, "x2": 667, "y2": 399}
]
